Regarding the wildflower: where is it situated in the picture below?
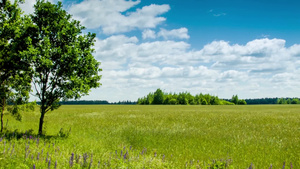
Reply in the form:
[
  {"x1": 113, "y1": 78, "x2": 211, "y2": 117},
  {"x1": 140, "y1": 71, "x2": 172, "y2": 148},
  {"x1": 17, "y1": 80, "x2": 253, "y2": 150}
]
[
  {"x1": 69, "y1": 153, "x2": 74, "y2": 167},
  {"x1": 249, "y1": 163, "x2": 253, "y2": 169},
  {"x1": 83, "y1": 153, "x2": 89, "y2": 166},
  {"x1": 48, "y1": 158, "x2": 51, "y2": 169},
  {"x1": 36, "y1": 137, "x2": 39, "y2": 146},
  {"x1": 46, "y1": 152, "x2": 49, "y2": 162},
  {"x1": 123, "y1": 151, "x2": 128, "y2": 160},
  {"x1": 55, "y1": 160, "x2": 57, "y2": 169}
]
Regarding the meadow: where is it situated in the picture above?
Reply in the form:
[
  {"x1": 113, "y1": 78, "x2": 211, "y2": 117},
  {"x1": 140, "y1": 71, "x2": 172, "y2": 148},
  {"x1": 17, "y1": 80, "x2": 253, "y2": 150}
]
[{"x1": 0, "y1": 105, "x2": 299, "y2": 168}]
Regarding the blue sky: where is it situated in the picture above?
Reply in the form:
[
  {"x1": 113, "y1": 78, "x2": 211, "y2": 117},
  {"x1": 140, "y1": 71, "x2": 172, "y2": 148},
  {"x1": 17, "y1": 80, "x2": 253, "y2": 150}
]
[{"x1": 21, "y1": 0, "x2": 300, "y2": 102}]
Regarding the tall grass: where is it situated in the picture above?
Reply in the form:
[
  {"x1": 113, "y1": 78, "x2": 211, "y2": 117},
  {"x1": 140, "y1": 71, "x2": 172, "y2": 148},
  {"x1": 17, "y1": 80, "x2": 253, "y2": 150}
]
[{"x1": 1, "y1": 105, "x2": 299, "y2": 168}]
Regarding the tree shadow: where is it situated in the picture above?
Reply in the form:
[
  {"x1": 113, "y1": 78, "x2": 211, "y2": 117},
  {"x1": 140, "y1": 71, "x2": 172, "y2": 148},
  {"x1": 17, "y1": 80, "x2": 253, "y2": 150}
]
[{"x1": 0, "y1": 128, "x2": 70, "y2": 141}]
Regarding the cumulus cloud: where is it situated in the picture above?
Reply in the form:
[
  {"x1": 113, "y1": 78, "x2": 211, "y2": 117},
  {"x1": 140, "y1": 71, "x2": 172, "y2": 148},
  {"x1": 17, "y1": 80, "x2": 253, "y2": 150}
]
[
  {"x1": 157, "y1": 27, "x2": 190, "y2": 39},
  {"x1": 142, "y1": 29, "x2": 156, "y2": 39},
  {"x1": 68, "y1": 0, "x2": 170, "y2": 34},
  {"x1": 92, "y1": 36, "x2": 300, "y2": 101}
]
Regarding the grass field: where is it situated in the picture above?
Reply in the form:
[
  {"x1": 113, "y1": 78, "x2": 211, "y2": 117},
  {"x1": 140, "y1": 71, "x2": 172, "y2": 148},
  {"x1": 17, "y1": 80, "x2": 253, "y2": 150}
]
[{"x1": 0, "y1": 105, "x2": 299, "y2": 168}]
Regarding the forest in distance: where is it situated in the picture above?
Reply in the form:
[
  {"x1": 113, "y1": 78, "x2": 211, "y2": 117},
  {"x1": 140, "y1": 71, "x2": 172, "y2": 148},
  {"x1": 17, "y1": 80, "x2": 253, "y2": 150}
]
[{"x1": 42, "y1": 89, "x2": 300, "y2": 105}]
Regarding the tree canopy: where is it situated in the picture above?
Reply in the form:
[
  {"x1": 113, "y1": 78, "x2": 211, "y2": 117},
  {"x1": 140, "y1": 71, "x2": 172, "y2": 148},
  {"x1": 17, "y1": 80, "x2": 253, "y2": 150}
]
[{"x1": 0, "y1": 0, "x2": 33, "y2": 132}]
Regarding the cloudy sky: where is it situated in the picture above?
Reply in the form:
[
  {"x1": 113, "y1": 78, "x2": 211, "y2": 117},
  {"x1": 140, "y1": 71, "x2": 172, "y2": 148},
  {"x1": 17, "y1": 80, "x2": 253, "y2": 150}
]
[{"x1": 21, "y1": 0, "x2": 300, "y2": 102}]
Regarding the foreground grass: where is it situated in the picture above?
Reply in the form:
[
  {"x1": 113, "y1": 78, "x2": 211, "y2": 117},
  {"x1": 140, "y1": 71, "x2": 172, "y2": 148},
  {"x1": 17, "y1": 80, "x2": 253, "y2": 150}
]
[{"x1": 0, "y1": 105, "x2": 299, "y2": 168}]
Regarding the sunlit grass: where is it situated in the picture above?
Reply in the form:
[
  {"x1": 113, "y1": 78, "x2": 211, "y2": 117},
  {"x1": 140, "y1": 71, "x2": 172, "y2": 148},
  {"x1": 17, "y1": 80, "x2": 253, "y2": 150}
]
[{"x1": 1, "y1": 105, "x2": 299, "y2": 168}]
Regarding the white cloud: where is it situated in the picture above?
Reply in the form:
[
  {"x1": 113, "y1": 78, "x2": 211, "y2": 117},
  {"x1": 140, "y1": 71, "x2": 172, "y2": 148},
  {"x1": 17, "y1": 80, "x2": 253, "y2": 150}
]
[
  {"x1": 142, "y1": 29, "x2": 156, "y2": 39},
  {"x1": 208, "y1": 9, "x2": 226, "y2": 17},
  {"x1": 91, "y1": 36, "x2": 300, "y2": 102},
  {"x1": 68, "y1": 0, "x2": 170, "y2": 34},
  {"x1": 157, "y1": 27, "x2": 190, "y2": 39}
]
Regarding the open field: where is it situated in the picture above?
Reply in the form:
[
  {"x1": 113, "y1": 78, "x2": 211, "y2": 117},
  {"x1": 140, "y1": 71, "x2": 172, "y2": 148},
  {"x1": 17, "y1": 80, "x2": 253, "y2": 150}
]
[{"x1": 0, "y1": 105, "x2": 299, "y2": 168}]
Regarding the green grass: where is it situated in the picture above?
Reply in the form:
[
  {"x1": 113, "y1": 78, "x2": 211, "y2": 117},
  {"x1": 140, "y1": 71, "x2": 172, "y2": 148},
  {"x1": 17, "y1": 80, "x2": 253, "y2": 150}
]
[{"x1": 1, "y1": 105, "x2": 299, "y2": 168}]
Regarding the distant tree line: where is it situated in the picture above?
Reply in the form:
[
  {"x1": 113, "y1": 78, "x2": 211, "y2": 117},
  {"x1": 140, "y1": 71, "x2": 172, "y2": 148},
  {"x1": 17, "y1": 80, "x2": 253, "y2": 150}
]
[
  {"x1": 277, "y1": 98, "x2": 300, "y2": 104},
  {"x1": 59, "y1": 100, "x2": 109, "y2": 105},
  {"x1": 35, "y1": 97, "x2": 300, "y2": 105},
  {"x1": 111, "y1": 101, "x2": 137, "y2": 105},
  {"x1": 240, "y1": 98, "x2": 300, "y2": 104},
  {"x1": 137, "y1": 89, "x2": 247, "y2": 105},
  {"x1": 36, "y1": 100, "x2": 137, "y2": 105}
]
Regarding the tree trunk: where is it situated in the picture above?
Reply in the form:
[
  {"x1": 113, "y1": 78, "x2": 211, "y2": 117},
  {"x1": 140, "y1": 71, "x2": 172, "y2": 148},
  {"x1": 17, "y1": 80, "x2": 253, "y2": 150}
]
[
  {"x1": 38, "y1": 105, "x2": 46, "y2": 135},
  {"x1": 0, "y1": 98, "x2": 4, "y2": 133}
]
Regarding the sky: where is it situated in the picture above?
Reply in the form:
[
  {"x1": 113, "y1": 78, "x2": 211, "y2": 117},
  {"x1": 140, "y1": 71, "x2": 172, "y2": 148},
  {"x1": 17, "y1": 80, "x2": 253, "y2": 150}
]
[{"x1": 20, "y1": 0, "x2": 300, "y2": 102}]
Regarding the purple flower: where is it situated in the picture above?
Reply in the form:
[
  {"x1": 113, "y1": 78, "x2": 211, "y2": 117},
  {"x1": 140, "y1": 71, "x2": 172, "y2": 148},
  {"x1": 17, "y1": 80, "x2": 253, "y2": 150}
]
[
  {"x1": 69, "y1": 153, "x2": 74, "y2": 167},
  {"x1": 47, "y1": 152, "x2": 49, "y2": 160},
  {"x1": 48, "y1": 158, "x2": 51, "y2": 169},
  {"x1": 123, "y1": 151, "x2": 128, "y2": 160}
]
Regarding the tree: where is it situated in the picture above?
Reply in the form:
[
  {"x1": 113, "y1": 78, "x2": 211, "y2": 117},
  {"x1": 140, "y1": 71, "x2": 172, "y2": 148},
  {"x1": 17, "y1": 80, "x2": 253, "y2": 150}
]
[
  {"x1": 231, "y1": 95, "x2": 239, "y2": 105},
  {"x1": 291, "y1": 98, "x2": 299, "y2": 104},
  {"x1": 24, "y1": 0, "x2": 102, "y2": 135},
  {"x1": 238, "y1": 99, "x2": 247, "y2": 105},
  {"x1": 177, "y1": 92, "x2": 188, "y2": 105},
  {"x1": 277, "y1": 98, "x2": 286, "y2": 104},
  {"x1": 211, "y1": 96, "x2": 221, "y2": 105},
  {"x1": 153, "y1": 88, "x2": 164, "y2": 104},
  {"x1": 0, "y1": 0, "x2": 33, "y2": 132},
  {"x1": 146, "y1": 93, "x2": 154, "y2": 104},
  {"x1": 163, "y1": 93, "x2": 172, "y2": 104}
]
